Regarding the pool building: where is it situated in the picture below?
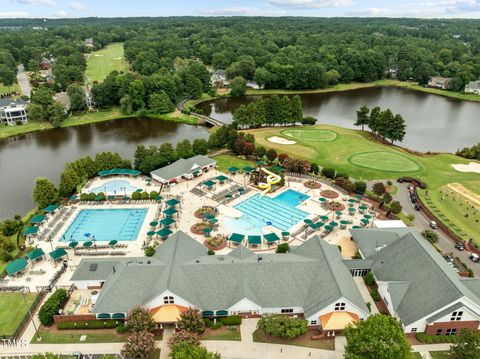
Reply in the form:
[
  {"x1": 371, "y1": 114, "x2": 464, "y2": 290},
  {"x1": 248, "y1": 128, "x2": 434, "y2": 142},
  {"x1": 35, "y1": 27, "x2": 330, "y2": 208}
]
[
  {"x1": 150, "y1": 155, "x2": 216, "y2": 184},
  {"x1": 71, "y1": 230, "x2": 369, "y2": 332}
]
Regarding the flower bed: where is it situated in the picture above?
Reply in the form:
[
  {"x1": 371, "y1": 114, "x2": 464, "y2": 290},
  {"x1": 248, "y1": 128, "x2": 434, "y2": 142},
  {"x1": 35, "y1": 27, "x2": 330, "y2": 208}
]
[
  {"x1": 190, "y1": 222, "x2": 211, "y2": 235},
  {"x1": 204, "y1": 236, "x2": 227, "y2": 251},
  {"x1": 194, "y1": 207, "x2": 215, "y2": 219},
  {"x1": 326, "y1": 201, "x2": 346, "y2": 211},
  {"x1": 304, "y1": 180, "x2": 321, "y2": 189},
  {"x1": 320, "y1": 189, "x2": 339, "y2": 199}
]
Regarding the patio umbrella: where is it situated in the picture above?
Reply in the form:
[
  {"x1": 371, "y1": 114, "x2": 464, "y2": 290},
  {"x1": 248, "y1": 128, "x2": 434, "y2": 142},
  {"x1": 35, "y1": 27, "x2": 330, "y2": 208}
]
[
  {"x1": 256, "y1": 161, "x2": 265, "y2": 166},
  {"x1": 355, "y1": 194, "x2": 362, "y2": 199},
  {"x1": 43, "y1": 204, "x2": 59, "y2": 213},
  {"x1": 359, "y1": 205, "x2": 368, "y2": 211},
  {"x1": 225, "y1": 193, "x2": 233, "y2": 199},
  {"x1": 157, "y1": 228, "x2": 173, "y2": 238},
  {"x1": 149, "y1": 221, "x2": 158, "y2": 227},
  {"x1": 329, "y1": 221, "x2": 338, "y2": 227},
  {"x1": 335, "y1": 210, "x2": 343, "y2": 216},
  {"x1": 227, "y1": 166, "x2": 239, "y2": 173},
  {"x1": 203, "y1": 213, "x2": 215, "y2": 220},
  {"x1": 166, "y1": 198, "x2": 180, "y2": 206},
  {"x1": 352, "y1": 225, "x2": 362, "y2": 229},
  {"x1": 360, "y1": 218, "x2": 369, "y2": 224},
  {"x1": 304, "y1": 219, "x2": 313, "y2": 224},
  {"x1": 203, "y1": 180, "x2": 216, "y2": 188},
  {"x1": 209, "y1": 218, "x2": 219, "y2": 224},
  {"x1": 160, "y1": 217, "x2": 176, "y2": 226},
  {"x1": 68, "y1": 241, "x2": 79, "y2": 249},
  {"x1": 348, "y1": 199, "x2": 357, "y2": 204},
  {"x1": 145, "y1": 178, "x2": 152, "y2": 182},
  {"x1": 281, "y1": 231, "x2": 290, "y2": 238},
  {"x1": 94, "y1": 195, "x2": 103, "y2": 201},
  {"x1": 340, "y1": 220, "x2": 350, "y2": 225},
  {"x1": 163, "y1": 208, "x2": 178, "y2": 216},
  {"x1": 320, "y1": 215, "x2": 329, "y2": 221},
  {"x1": 237, "y1": 187, "x2": 245, "y2": 193},
  {"x1": 70, "y1": 195, "x2": 78, "y2": 201},
  {"x1": 203, "y1": 227, "x2": 213, "y2": 236},
  {"x1": 135, "y1": 189, "x2": 143, "y2": 192},
  {"x1": 308, "y1": 222, "x2": 317, "y2": 229},
  {"x1": 324, "y1": 225, "x2": 333, "y2": 232},
  {"x1": 155, "y1": 195, "x2": 163, "y2": 201},
  {"x1": 363, "y1": 214, "x2": 372, "y2": 219},
  {"x1": 83, "y1": 241, "x2": 93, "y2": 248},
  {"x1": 108, "y1": 240, "x2": 118, "y2": 247},
  {"x1": 243, "y1": 166, "x2": 254, "y2": 173},
  {"x1": 315, "y1": 222, "x2": 324, "y2": 229},
  {"x1": 147, "y1": 231, "x2": 156, "y2": 237},
  {"x1": 319, "y1": 197, "x2": 327, "y2": 203},
  {"x1": 123, "y1": 196, "x2": 130, "y2": 201},
  {"x1": 348, "y1": 207, "x2": 356, "y2": 211},
  {"x1": 107, "y1": 195, "x2": 116, "y2": 201}
]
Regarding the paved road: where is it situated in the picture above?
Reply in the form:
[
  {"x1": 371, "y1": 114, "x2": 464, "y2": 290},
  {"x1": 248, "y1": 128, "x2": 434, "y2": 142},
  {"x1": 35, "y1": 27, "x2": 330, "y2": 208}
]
[
  {"x1": 394, "y1": 182, "x2": 480, "y2": 277},
  {"x1": 16, "y1": 64, "x2": 31, "y2": 98}
]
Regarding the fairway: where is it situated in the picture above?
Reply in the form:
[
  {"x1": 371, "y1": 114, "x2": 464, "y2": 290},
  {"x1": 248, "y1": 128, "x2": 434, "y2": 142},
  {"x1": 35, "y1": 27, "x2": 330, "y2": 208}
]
[
  {"x1": 0, "y1": 293, "x2": 38, "y2": 336},
  {"x1": 282, "y1": 129, "x2": 338, "y2": 142},
  {"x1": 349, "y1": 151, "x2": 421, "y2": 172},
  {"x1": 85, "y1": 43, "x2": 128, "y2": 84}
]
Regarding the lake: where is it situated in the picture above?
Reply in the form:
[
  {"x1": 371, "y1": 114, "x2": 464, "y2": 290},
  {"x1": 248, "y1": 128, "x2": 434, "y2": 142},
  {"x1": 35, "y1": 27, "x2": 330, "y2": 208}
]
[
  {"x1": 196, "y1": 87, "x2": 480, "y2": 153},
  {"x1": 0, "y1": 118, "x2": 209, "y2": 220}
]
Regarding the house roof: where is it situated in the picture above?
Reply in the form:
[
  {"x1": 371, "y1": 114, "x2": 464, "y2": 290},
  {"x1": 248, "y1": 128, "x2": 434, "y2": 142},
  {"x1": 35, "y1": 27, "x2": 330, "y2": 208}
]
[
  {"x1": 150, "y1": 155, "x2": 216, "y2": 182},
  {"x1": 350, "y1": 228, "x2": 415, "y2": 258},
  {"x1": 466, "y1": 80, "x2": 480, "y2": 90},
  {"x1": 0, "y1": 98, "x2": 27, "y2": 108},
  {"x1": 425, "y1": 302, "x2": 464, "y2": 324},
  {"x1": 73, "y1": 231, "x2": 368, "y2": 316},
  {"x1": 370, "y1": 230, "x2": 480, "y2": 326}
]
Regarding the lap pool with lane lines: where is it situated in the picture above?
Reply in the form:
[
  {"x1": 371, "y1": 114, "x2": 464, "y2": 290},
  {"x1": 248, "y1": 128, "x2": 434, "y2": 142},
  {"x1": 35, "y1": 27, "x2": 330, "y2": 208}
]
[{"x1": 61, "y1": 208, "x2": 148, "y2": 242}]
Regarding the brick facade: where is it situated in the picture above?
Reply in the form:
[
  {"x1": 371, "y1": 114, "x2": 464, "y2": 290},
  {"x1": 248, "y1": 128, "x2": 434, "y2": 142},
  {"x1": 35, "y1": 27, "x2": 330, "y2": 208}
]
[{"x1": 425, "y1": 320, "x2": 479, "y2": 336}]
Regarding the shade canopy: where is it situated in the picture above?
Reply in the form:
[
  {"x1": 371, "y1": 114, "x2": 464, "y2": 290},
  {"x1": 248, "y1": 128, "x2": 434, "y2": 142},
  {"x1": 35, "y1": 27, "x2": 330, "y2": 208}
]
[
  {"x1": 43, "y1": 204, "x2": 59, "y2": 213},
  {"x1": 112, "y1": 313, "x2": 126, "y2": 319},
  {"x1": 107, "y1": 195, "x2": 116, "y2": 201},
  {"x1": 98, "y1": 168, "x2": 141, "y2": 177},
  {"x1": 281, "y1": 231, "x2": 290, "y2": 237},
  {"x1": 147, "y1": 231, "x2": 156, "y2": 236},
  {"x1": 348, "y1": 207, "x2": 356, "y2": 212},
  {"x1": 157, "y1": 228, "x2": 173, "y2": 237},
  {"x1": 320, "y1": 311, "x2": 359, "y2": 331},
  {"x1": 340, "y1": 220, "x2": 350, "y2": 225},
  {"x1": 361, "y1": 218, "x2": 370, "y2": 224},
  {"x1": 27, "y1": 248, "x2": 45, "y2": 261},
  {"x1": 355, "y1": 194, "x2": 363, "y2": 199},
  {"x1": 166, "y1": 198, "x2": 181, "y2": 206},
  {"x1": 30, "y1": 214, "x2": 46, "y2": 224},
  {"x1": 209, "y1": 218, "x2": 218, "y2": 224},
  {"x1": 225, "y1": 193, "x2": 233, "y2": 198},
  {"x1": 149, "y1": 221, "x2": 158, "y2": 227},
  {"x1": 304, "y1": 219, "x2": 313, "y2": 224},
  {"x1": 227, "y1": 166, "x2": 239, "y2": 173},
  {"x1": 94, "y1": 195, "x2": 104, "y2": 201},
  {"x1": 359, "y1": 205, "x2": 368, "y2": 210},
  {"x1": 315, "y1": 222, "x2": 325, "y2": 229},
  {"x1": 324, "y1": 225, "x2": 333, "y2": 231},
  {"x1": 160, "y1": 217, "x2": 176, "y2": 226},
  {"x1": 352, "y1": 225, "x2": 362, "y2": 229},
  {"x1": 155, "y1": 195, "x2": 163, "y2": 201},
  {"x1": 363, "y1": 214, "x2": 373, "y2": 219},
  {"x1": 203, "y1": 213, "x2": 215, "y2": 220},
  {"x1": 248, "y1": 235, "x2": 261, "y2": 245},
  {"x1": 237, "y1": 187, "x2": 245, "y2": 192},
  {"x1": 264, "y1": 233, "x2": 280, "y2": 243},
  {"x1": 256, "y1": 161, "x2": 265, "y2": 166},
  {"x1": 49, "y1": 248, "x2": 68, "y2": 261},
  {"x1": 135, "y1": 189, "x2": 143, "y2": 192},
  {"x1": 348, "y1": 199, "x2": 357, "y2": 203},
  {"x1": 216, "y1": 175, "x2": 228, "y2": 182},
  {"x1": 83, "y1": 241, "x2": 93, "y2": 247},
  {"x1": 108, "y1": 240, "x2": 118, "y2": 246},
  {"x1": 23, "y1": 226, "x2": 39, "y2": 236},
  {"x1": 329, "y1": 221, "x2": 338, "y2": 227},
  {"x1": 320, "y1": 215, "x2": 329, "y2": 221},
  {"x1": 335, "y1": 211, "x2": 343, "y2": 216},
  {"x1": 319, "y1": 198, "x2": 327, "y2": 203},
  {"x1": 203, "y1": 180, "x2": 216, "y2": 187},
  {"x1": 243, "y1": 166, "x2": 254, "y2": 173},
  {"x1": 228, "y1": 233, "x2": 244, "y2": 243},
  {"x1": 5, "y1": 258, "x2": 28, "y2": 276},
  {"x1": 69, "y1": 241, "x2": 79, "y2": 248},
  {"x1": 97, "y1": 313, "x2": 111, "y2": 319},
  {"x1": 163, "y1": 208, "x2": 178, "y2": 216},
  {"x1": 203, "y1": 227, "x2": 212, "y2": 234},
  {"x1": 70, "y1": 195, "x2": 78, "y2": 201}
]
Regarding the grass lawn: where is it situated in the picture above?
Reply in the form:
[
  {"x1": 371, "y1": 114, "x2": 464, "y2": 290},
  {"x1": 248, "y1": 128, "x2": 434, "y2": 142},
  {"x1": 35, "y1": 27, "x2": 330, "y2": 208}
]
[
  {"x1": 202, "y1": 326, "x2": 241, "y2": 341},
  {"x1": 430, "y1": 351, "x2": 450, "y2": 359},
  {"x1": 0, "y1": 293, "x2": 38, "y2": 337},
  {"x1": 212, "y1": 154, "x2": 256, "y2": 173},
  {"x1": 411, "y1": 353, "x2": 423, "y2": 359},
  {"x1": 248, "y1": 125, "x2": 480, "y2": 243},
  {"x1": 0, "y1": 120, "x2": 53, "y2": 139},
  {"x1": 33, "y1": 329, "x2": 127, "y2": 344},
  {"x1": 253, "y1": 328, "x2": 334, "y2": 350},
  {"x1": 0, "y1": 82, "x2": 21, "y2": 96},
  {"x1": 85, "y1": 43, "x2": 129, "y2": 84}
]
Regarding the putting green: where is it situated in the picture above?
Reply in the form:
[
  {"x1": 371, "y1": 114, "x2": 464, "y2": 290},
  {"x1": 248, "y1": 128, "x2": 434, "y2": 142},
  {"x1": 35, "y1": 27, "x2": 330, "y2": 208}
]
[
  {"x1": 348, "y1": 151, "x2": 422, "y2": 172},
  {"x1": 282, "y1": 129, "x2": 338, "y2": 142}
]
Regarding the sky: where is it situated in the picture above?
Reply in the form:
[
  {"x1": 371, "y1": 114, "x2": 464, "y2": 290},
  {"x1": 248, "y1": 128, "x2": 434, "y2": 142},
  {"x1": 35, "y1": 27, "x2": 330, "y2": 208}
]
[{"x1": 1, "y1": 0, "x2": 480, "y2": 19}]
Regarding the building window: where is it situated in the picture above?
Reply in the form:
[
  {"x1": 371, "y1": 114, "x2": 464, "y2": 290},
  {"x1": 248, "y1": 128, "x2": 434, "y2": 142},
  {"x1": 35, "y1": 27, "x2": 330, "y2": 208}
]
[
  {"x1": 451, "y1": 311, "x2": 463, "y2": 321},
  {"x1": 334, "y1": 303, "x2": 346, "y2": 311},
  {"x1": 163, "y1": 296, "x2": 174, "y2": 304},
  {"x1": 281, "y1": 308, "x2": 293, "y2": 314},
  {"x1": 411, "y1": 328, "x2": 417, "y2": 333},
  {"x1": 436, "y1": 329, "x2": 443, "y2": 336},
  {"x1": 446, "y1": 329, "x2": 457, "y2": 336},
  {"x1": 310, "y1": 320, "x2": 317, "y2": 325}
]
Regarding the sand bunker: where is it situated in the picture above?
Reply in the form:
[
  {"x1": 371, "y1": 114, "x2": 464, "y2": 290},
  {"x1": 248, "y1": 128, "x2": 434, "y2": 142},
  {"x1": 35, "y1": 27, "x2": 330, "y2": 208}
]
[
  {"x1": 94, "y1": 54, "x2": 104, "y2": 57},
  {"x1": 452, "y1": 162, "x2": 480, "y2": 174},
  {"x1": 447, "y1": 183, "x2": 480, "y2": 207},
  {"x1": 267, "y1": 136, "x2": 296, "y2": 145},
  {"x1": 112, "y1": 57, "x2": 122, "y2": 60}
]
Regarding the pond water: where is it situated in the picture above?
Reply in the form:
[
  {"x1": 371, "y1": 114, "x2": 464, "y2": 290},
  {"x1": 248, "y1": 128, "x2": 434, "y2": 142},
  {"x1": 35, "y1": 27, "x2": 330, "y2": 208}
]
[
  {"x1": 0, "y1": 118, "x2": 209, "y2": 219},
  {"x1": 196, "y1": 87, "x2": 480, "y2": 153}
]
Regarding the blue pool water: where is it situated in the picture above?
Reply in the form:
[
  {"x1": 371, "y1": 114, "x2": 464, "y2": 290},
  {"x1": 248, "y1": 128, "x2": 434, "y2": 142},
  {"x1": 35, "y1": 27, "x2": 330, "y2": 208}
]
[
  {"x1": 61, "y1": 209, "x2": 147, "y2": 242},
  {"x1": 224, "y1": 190, "x2": 310, "y2": 235},
  {"x1": 91, "y1": 180, "x2": 138, "y2": 195}
]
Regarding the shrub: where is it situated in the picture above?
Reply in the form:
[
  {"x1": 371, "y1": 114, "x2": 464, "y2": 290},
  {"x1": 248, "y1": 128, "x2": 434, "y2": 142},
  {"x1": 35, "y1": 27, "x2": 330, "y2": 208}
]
[
  {"x1": 207, "y1": 249, "x2": 215, "y2": 255},
  {"x1": 219, "y1": 315, "x2": 242, "y2": 326},
  {"x1": 321, "y1": 167, "x2": 336, "y2": 179},
  {"x1": 57, "y1": 320, "x2": 118, "y2": 330},
  {"x1": 144, "y1": 246, "x2": 155, "y2": 257},
  {"x1": 39, "y1": 289, "x2": 68, "y2": 326},
  {"x1": 416, "y1": 333, "x2": 460, "y2": 344},
  {"x1": 336, "y1": 178, "x2": 355, "y2": 193},
  {"x1": 372, "y1": 182, "x2": 386, "y2": 196},
  {"x1": 278, "y1": 153, "x2": 289, "y2": 164},
  {"x1": 364, "y1": 271, "x2": 375, "y2": 287},
  {"x1": 211, "y1": 322, "x2": 223, "y2": 330},
  {"x1": 276, "y1": 243, "x2": 289, "y2": 253},
  {"x1": 131, "y1": 192, "x2": 141, "y2": 200},
  {"x1": 204, "y1": 318, "x2": 213, "y2": 328},
  {"x1": 335, "y1": 172, "x2": 349, "y2": 180},
  {"x1": 370, "y1": 288, "x2": 380, "y2": 302},
  {"x1": 301, "y1": 116, "x2": 317, "y2": 125},
  {"x1": 421, "y1": 229, "x2": 439, "y2": 244},
  {"x1": 149, "y1": 191, "x2": 159, "y2": 200},
  {"x1": 258, "y1": 315, "x2": 307, "y2": 338},
  {"x1": 116, "y1": 323, "x2": 128, "y2": 333},
  {"x1": 177, "y1": 308, "x2": 205, "y2": 334},
  {"x1": 354, "y1": 181, "x2": 367, "y2": 194},
  {"x1": 140, "y1": 192, "x2": 149, "y2": 200}
]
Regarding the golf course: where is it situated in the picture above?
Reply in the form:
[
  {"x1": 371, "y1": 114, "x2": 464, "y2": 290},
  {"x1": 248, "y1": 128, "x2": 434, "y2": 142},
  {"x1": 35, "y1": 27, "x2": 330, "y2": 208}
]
[
  {"x1": 249, "y1": 125, "x2": 480, "y2": 243},
  {"x1": 85, "y1": 43, "x2": 129, "y2": 84}
]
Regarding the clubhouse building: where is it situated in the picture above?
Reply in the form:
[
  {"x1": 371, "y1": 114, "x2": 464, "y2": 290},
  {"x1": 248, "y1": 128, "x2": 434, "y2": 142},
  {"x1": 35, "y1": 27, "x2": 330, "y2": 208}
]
[
  {"x1": 150, "y1": 155, "x2": 216, "y2": 185},
  {"x1": 0, "y1": 98, "x2": 28, "y2": 126}
]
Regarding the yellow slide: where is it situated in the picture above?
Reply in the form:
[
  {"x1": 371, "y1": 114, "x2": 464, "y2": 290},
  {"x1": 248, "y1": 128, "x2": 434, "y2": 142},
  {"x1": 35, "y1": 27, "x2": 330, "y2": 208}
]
[{"x1": 258, "y1": 168, "x2": 281, "y2": 196}]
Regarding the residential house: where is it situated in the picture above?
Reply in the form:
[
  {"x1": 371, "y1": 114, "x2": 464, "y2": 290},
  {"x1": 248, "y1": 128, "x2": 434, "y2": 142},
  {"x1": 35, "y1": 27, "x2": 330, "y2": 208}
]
[
  {"x1": 0, "y1": 98, "x2": 28, "y2": 125},
  {"x1": 71, "y1": 231, "x2": 369, "y2": 333},
  {"x1": 211, "y1": 69, "x2": 228, "y2": 87},
  {"x1": 350, "y1": 228, "x2": 480, "y2": 335},
  {"x1": 150, "y1": 155, "x2": 216, "y2": 185},
  {"x1": 428, "y1": 77, "x2": 452, "y2": 90},
  {"x1": 40, "y1": 57, "x2": 52, "y2": 70},
  {"x1": 85, "y1": 38, "x2": 94, "y2": 48},
  {"x1": 464, "y1": 81, "x2": 480, "y2": 95}
]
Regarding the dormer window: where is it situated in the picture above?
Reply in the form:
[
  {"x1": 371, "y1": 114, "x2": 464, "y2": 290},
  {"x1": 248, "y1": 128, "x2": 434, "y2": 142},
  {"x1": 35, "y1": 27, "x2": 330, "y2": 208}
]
[
  {"x1": 450, "y1": 311, "x2": 463, "y2": 321},
  {"x1": 334, "y1": 302, "x2": 346, "y2": 311},
  {"x1": 163, "y1": 296, "x2": 174, "y2": 304}
]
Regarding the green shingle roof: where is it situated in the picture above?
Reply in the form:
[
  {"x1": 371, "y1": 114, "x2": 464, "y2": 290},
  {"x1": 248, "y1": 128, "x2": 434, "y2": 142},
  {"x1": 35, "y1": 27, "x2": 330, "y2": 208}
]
[
  {"x1": 23, "y1": 226, "x2": 39, "y2": 236},
  {"x1": 150, "y1": 155, "x2": 216, "y2": 182},
  {"x1": 98, "y1": 169, "x2": 141, "y2": 177},
  {"x1": 49, "y1": 248, "x2": 67, "y2": 261},
  {"x1": 264, "y1": 233, "x2": 280, "y2": 243},
  {"x1": 27, "y1": 248, "x2": 45, "y2": 261},
  {"x1": 43, "y1": 204, "x2": 59, "y2": 213},
  {"x1": 228, "y1": 233, "x2": 244, "y2": 243},
  {"x1": 30, "y1": 214, "x2": 46, "y2": 224},
  {"x1": 5, "y1": 258, "x2": 28, "y2": 275}
]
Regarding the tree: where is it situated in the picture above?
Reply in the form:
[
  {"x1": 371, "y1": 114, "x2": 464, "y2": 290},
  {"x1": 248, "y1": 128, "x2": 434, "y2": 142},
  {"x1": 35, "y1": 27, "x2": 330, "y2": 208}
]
[
  {"x1": 31, "y1": 86, "x2": 54, "y2": 108},
  {"x1": 32, "y1": 177, "x2": 58, "y2": 209},
  {"x1": 368, "y1": 106, "x2": 382, "y2": 134},
  {"x1": 168, "y1": 330, "x2": 201, "y2": 349},
  {"x1": 372, "y1": 182, "x2": 386, "y2": 197},
  {"x1": 321, "y1": 167, "x2": 336, "y2": 179},
  {"x1": 176, "y1": 139, "x2": 194, "y2": 159},
  {"x1": 47, "y1": 101, "x2": 66, "y2": 127},
  {"x1": 67, "y1": 83, "x2": 87, "y2": 114},
  {"x1": 27, "y1": 103, "x2": 46, "y2": 122},
  {"x1": 177, "y1": 308, "x2": 205, "y2": 334},
  {"x1": 291, "y1": 95, "x2": 303, "y2": 123},
  {"x1": 389, "y1": 201, "x2": 402, "y2": 215},
  {"x1": 344, "y1": 314, "x2": 411, "y2": 359},
  {"x1": 59, "y1": 167, "x2": 80, "y2": 197},
  {"x1": 387, "y1": 114, "x2": 406, "y2": 144},
  {"x1": 258, "y1": 315, "x2": 308, "y2": 338},
  {"x1": 122, "y1": 330, "x2": 155, "y2": 359},
  {"x1": 126, "y1": 306, "x2": 156, "y2": 332},
  {"x1": 171, "y1": 343, "x2": 221, "y2": 359},
  {"x1": 144, "y1": 246, "x2": 155, "y2": 257},
  {"x1": 192, "y1": 139, "x2": 209, "y2": 155},
  {"x1": 354, "y1": 181, "x2": 367, "y2": 194},
  {"x1": 266, "y1": 149, "x2": 277, "y2": 163},
  {"x1": 254, "y1": 145, "x2": 266, "y2": 159},
  {"x1": 421, "y1": 229, "x2": 439, "y2": 244},
  {"x1": 229, "y1": 76, "x2": 247, "y2": 96},
  {"x1": 355, "y1": 105, "x2": 370, "y2": 131},
  {"x1": 310, "y1": 163, "x2": 319, "y2": 174},
  {"x1": 38, "y1": 289, "x2": 68, "y2": 326},
  {"x1": 128, "y1": 79, "x2": 146, "y2": 110},
  {"x1": 383, "y1": 192, "x2": 393, "y2": 204},
  {"x1": 149, "y1": 91, "x2": 174, "y2": 114},
  {"x1": 276, "y1": 243, "x2": 289, "y2": 253},
  {"x1": 450, "y1": 329, "x2": 480, "y2": 359},
  {"x1": 0, "y1": 64, "x2": 16, "y2": 85}
]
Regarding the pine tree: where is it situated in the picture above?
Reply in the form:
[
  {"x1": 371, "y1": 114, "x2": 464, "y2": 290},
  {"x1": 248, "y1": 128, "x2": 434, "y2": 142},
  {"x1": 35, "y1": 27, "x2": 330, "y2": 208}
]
[{"x1": 355, "y1": 105, "x2": 370, "y2": 131}]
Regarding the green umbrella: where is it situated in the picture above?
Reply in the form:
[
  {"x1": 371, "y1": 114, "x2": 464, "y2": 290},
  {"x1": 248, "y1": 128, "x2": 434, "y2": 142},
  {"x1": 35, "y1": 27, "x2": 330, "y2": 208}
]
[
  {"x1": 243, "y1": 166, "x2": 254, "y2": 173},
  {"x1": 349, "y1": 207, "x2": 356, "y2": 212},
  {"x1": 70, "y1": 195, "x2": 78, "y2": 201},
  {"x1": 108, "y1": 240, "x2": 118, "y2": 247},
  {"x1": 68, "y1": 241, "x2": 79, "y2": 248},
  {"x1": 225, "y1": 193, "x2": 233, "y2": 198},
  {"x1": 135, "y1": 189, "x2": 143, "y2": 192},
  {"x1": 203, "y1": 213, "x2": 215, "y2": 220},
  {"x1": 256, "y1": 161, "x2": 265, "y2": 166},
  {"x1": 355, "y1": 194, "x2": 362, "y2": 199},
  {"x1": 227, "y1": 166, "x2": 239, "y2": 173},
  {"x1": 166, "y1": 198, "x2": 180, "y2": 206},
  {"x1": 335, "y1": 210, "x2": 343, "y2": 216},
  {"x1": 157, "y1": 228, "x2": 173, "y2": 237},
  {"x1": 319, "y1": 197, "x2": 327, "y2": 203},
  {"x1": 83, "y1": 241, "x2": 93, "y2": 247},
  {"x1": 359, "y1": 205, "x2": 368, "y2": 210},
  {"x1": 348, "y1": 199, "x2": 357, "y2": 203},
  {"x1": 203, "y1": 180, "x2": 216, "y2": 188},
  {"x1": 147, "y1": 231, "x2": 156, "y2": 236},
  {"x1": 329, "y1": 221, "x2": 338, "y2": 227},
  {"x1": 363, "y1": 214, "x2": 372, "y2": 219},
  {"x1": 216, "y1": 175, "x2": 228, "y2": 182},
  {"x1": 352, "y1": 225, "x2": 362, "y2": 229},
  {"x1": 340, "y1": 220, "x2": 350, "y2": 225},
  {"x1": 123, "y1": 196, "x2": 130, "y2": 200},
  {"x1": 107, "y1": 195, "x2": 116, "y2": 201},
  {"x1": 94, "y1": 195, "x2": 103, "y2": 201},
  {"x1": 237, "y1": 187, "x2": 245, "y2": 192},
  {"x1": 281, "y1": 231, "x2": 290, "y2": 237},
  {"x1": 320, "y1": 215, "x2": 329, "y2": 221},
  {"x1": 160, "y1": 217, "x2": 176, "y2": 226},
  {"x1": 149, "y1": 221, "x2": 158, "y2": 227},
  {"x1": 209, "y1": 218, "x2": 218, "y2": 224},
  {"x1": 304, "y1": 219, "x2": 313, "y2": 224},
  {"x1": 145, "y1": 178, "x2": 152, "y2": 182},
  {"x1": 324, "y1": 225, "x2": 333, "y2": 232},
  {"x1": 308, "y1": 222, "x2": 317, "y2": 229},
  {"x1": 315, "y1": 222, "x2": 324, "y2": 229},
  {"x1": 163, "y1": 208, "x2": 178, "y2": 216},
  {"x1": 155, "y1": 195, "x2": 163, "y2": 201},
  {"x1": 203, "y1": 227, "x2": 212, "y2": 236},
  {"x1": 361, "y1": 218, "x2": 369, "y2": 224}
]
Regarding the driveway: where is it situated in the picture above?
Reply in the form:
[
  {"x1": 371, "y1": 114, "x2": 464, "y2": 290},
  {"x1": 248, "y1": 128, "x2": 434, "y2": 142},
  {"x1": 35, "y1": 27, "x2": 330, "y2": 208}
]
[{"x1": 16, "y1": 64, "x2": 31, "y2": 98}]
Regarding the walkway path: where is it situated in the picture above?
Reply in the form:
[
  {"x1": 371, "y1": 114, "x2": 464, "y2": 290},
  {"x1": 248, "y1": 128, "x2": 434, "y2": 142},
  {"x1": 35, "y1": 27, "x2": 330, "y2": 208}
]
[
  {"x1": 353, "y1": 277, "x2": 379, "y2": 314},
  {"x1": 159, "y1": 326, "x2": 174, "y2": 359},
  {"x1": 16, "y1": 64, "x2": 31, "y2": 98}
]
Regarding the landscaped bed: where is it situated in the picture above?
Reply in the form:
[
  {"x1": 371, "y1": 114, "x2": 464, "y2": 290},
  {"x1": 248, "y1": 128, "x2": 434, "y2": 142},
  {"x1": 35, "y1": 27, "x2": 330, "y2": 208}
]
[
  {"x1": 202, "y1": 326, "x2": 241, "y2": 341},
  {"x1": 304, "y1": 180, "x2": 322, "y2": 189},
  {"x1": 204, "y1": 236, "x2": 227, "y2": 251},
  {"x1": 191, "y1": 222, "x2": 212, "y2": 235},
  {"x1": 253, "y1": 328, "x2": 334, "y2": 350},
  {"x1": 320, "y1": 190, "x2": 339, "y2": 199},
  {"x1": 326, "y1": 201, "x2": 346, "y2": 211}
]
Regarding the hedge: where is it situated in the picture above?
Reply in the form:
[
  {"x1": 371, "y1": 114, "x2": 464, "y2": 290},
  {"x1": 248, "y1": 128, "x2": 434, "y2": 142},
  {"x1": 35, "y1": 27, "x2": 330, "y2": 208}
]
[
  {"x1": 416, "y1": 333, "x2": 460, "y2": 343},
  {"x1": 38, "y1": 289, "x2": 68, "y2": 326},
  {"x1": 219, "y1": 316, "x2": 242, "y2": 326},
  {"x1": 57, "y1": 320, "x2": 119, "y2": 330}
]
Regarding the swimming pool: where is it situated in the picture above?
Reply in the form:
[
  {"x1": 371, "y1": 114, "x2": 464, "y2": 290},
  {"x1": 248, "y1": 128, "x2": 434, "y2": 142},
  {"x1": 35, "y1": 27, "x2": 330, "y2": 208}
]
[
  {"x1": 224, "y1": 190, "x2": 310, "y2": 235},
  {"x1": 61, "y1": 208, "x2": 147, "y2": 242},
  {"x1": 90, "y1": 180, "x2": 138, "y2": 195}
]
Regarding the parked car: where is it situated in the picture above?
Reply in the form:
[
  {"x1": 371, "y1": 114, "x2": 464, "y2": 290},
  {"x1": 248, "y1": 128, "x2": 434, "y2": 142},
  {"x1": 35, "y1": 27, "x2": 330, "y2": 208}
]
[
  {"x1": 429, "y1": 221, "x2": 437, "y2": 229},
  {"x1": 455, "y1": 243, "x2": 465, "y2": 251},
  {"x1": 410, "y1": 195, "x2": 417, "y2": 204},
  {"x1": 470, "y1": 253, "x2": 480, "y2": 263},
  {"x1": 414, "y1": 204, "x2": 421, "y2": 211}
]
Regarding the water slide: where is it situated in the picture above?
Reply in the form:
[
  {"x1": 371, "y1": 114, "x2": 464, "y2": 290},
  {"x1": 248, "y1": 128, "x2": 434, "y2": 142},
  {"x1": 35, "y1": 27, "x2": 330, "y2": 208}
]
[{"x1": 258, "y1": 168, "x2": 281, "y2": 196}]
